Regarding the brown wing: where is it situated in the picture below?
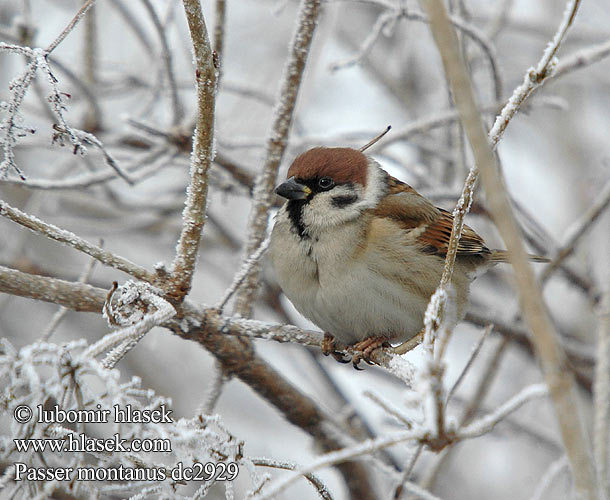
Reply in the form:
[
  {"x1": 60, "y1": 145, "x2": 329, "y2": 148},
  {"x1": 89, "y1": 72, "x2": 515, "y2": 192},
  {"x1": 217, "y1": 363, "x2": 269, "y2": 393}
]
[{"x1": 374, "y1": 175, "x2": 491, "y2": 259}]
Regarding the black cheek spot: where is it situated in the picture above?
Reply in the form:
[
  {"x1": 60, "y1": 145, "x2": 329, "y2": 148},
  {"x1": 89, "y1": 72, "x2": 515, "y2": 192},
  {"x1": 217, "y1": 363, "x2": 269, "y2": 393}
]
[{"x1": 331, "y1": 195, "x2": 358, "y2": 208}]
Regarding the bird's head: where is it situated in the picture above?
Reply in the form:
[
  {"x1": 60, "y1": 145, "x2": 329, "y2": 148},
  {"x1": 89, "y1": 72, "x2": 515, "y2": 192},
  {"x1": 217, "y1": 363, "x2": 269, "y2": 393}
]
[{"x1": 275, "y1": 147, "x2": 388, "y2": 236}]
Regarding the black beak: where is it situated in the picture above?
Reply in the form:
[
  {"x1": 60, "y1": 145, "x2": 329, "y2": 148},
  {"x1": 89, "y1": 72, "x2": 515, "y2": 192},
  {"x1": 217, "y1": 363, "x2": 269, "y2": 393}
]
[{"x1": 275, "y1": 177, "x2": 310, "y2": 200}]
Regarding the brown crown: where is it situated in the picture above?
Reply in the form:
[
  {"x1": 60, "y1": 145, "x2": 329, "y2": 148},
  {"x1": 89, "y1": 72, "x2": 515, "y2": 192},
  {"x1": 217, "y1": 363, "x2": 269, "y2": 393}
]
[{"x1": 287, "y1": 147, "x2": 369, "y2": 186}]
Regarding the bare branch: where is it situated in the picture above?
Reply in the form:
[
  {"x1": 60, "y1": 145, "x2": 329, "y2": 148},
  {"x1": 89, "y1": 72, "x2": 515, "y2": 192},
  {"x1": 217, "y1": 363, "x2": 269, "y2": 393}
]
[
  {"x1": 251, "y1": 457, "x2": 335, "y2": 500},
  {"x1": 0, "y1": 264, "x2": 379, "y2": 499},
  {"x1": 234, "y1": 0, "x2": 321, "y2": 316},
  {"x1": 420, "y1": 1, "x2": 597, "y2": 498},
  {"x1": 0, "y1": 200, "x2": 155, "y2": 282},
  {"x1": 140, "y1": 0, "x2": 184, "y2": 126},
  {"x1": 488, "y1": 0, "x2": 582, "y2": 147},
  {"x1": 0, "y1": 264, "x2": 105, "y2": 312},
  {"x1": 46, "y1": 0, "x2": 97, "y2": 54},
  {"x1": 168, "y1": 0, "x2": 217, "y2": 302}
]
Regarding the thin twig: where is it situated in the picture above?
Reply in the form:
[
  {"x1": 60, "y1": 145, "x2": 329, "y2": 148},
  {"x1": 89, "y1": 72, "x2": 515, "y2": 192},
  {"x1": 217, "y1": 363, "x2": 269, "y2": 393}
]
[
  {"x1": 540, "y1": 176, "x2": 610, "y2": 285},
  {"x1": 168, "y1": 0, "x2": 217, "y2": 302},
  {"x1": 445, "y1": 325, "x2": 492, "y2": 404},
  {"x1": 0, "y1": 200, "x2": 155, "y2": 282},
  {"x1": 41, "y1": 250, "x2": 99, "y2": 341},
  {"x1": 46, "y1": 0, "x2": 97, "y2": 54},
  {"x1": 251, "y1": 457, "x2": 335, "y2": 500},
  {"x1": 421, "y1": 1, "x2": 596, "y2": 498},
  {"x1": 254, "y1": 383, "x2": 545, "y2": 500},
  {"x1": 488, "y1": 0, "x2": 582, "y2": 147},
  {"x1": 140, "y1": 0, "x2": 184, "y2": 126},
  {"x1": 234, "y1": 0, "x2": 322, "y2": 316},
  {"x1": 215, "y1": 233, "x2": 271, "y2": 312},
  {"x1": 529, "y1": 456, "x2": 570, "y2": 500}
]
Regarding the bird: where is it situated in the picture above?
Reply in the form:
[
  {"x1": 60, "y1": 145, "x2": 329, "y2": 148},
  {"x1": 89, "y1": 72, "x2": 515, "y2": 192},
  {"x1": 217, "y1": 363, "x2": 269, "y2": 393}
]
[{"x1": 268, "y1": 146, "x2": 548, "y2": 367}]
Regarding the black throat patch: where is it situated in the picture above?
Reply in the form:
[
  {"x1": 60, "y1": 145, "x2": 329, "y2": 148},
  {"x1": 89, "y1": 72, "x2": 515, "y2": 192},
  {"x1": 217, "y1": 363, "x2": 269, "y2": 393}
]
[{"x1": 286, "y1": 199, "x2": 309, "y2": 239}]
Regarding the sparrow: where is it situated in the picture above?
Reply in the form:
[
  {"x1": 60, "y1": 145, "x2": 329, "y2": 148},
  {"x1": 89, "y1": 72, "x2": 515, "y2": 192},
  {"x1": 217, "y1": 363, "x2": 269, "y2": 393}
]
[{"x1": 268, "y1": 146, "x2": 547, "y2": 367}]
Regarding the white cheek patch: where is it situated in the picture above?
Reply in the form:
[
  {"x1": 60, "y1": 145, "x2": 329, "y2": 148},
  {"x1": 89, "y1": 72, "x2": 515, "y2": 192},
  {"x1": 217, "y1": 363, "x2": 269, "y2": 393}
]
[
  {"x1": 300, "y1": 185, "x2": 363, "y2": 231},
  {"x1": 297, "y1": 160, "x2": 388, "y2": 234}
]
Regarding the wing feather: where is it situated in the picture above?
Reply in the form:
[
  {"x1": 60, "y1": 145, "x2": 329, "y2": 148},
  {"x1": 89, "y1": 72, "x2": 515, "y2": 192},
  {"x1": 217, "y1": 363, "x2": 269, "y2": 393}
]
[{"x1": 373, "y1": 175, "x2": 491, "y2": 259}]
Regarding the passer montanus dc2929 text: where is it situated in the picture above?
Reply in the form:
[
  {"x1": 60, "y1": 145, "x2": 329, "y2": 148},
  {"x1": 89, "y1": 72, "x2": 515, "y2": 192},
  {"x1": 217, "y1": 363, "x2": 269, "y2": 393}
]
[{"x1": 268, "y1": 147, "x2": 547, "y2": 367}]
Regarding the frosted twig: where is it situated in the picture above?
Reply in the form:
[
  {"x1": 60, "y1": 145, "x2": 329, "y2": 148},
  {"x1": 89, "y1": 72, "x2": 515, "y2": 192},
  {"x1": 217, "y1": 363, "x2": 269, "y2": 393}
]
[
  {"x1": 422, "y1": 1, "x2": 597, "y2": 498},
  {"x1": 330, "y1": 3, "x2": 502, "y2": 100},
  {"x1": 46, "y1": 0, "x2": 98, "y2": 54},
  {"x1": 41, "y1": 251, "x2": 99, "y2": 341},
  {"x1": 364, "y1": 391, "x2": 412, "y2": 428},
  {"x1": 251, "y1": 428, "x2": 425, "y2": 500},
  {"x1": 0, "y1": 200, "x2": 156, "y2": 283},
  {"x1": 140, "y1": 0, "x2": 184, "y2": 126},
  {"x1": 458, "y1": 384, "x2": 547, "y2": 439},
  {"x1": 0, "y1": 55, "x2": 37, "y2": 180},
  {"x1": 488, "y1": 0, "x2": 581, "y2": 148},
  {"x1": 168, "y1": 0, "x2": 217, "y2": 302},
  {"x1": 540, "y1": 176, "x2": 610, "y2": 286},
  {"x1": 1, "y1": 149, "x2": 171, "y2": 189},
  {"x1": 554, "y1": 38, "x2": 610, "y2": 79},
  {"x1": 0, "y1": 265, "x2": 375, "y2": 498},
  {"x1": 251, "y1": 457, "x2": 335, "y2": 500},
  {"x1": 51, "y1": 124, "x2": 133, "y2": 184},
  {"x1": 85, "y1": 281, "x2": 176, "y2": 368},
  {"x1": 381, "y1": 97, "x2": 563, "y2": 150},
  {"x1": 330, "y1": 10, "x2": 398, "y2": 72},
  {"x1": 445, "y1": 324, "x2": 492, "y2": 404},
  {"x1": 215, "y1": 233, "x2": 271, "y2": 312},
  {"x1": 529, "y1": 456, "x2": 570, "y2": 500},
  {"x1": 234, "y1": 0, "x2": 321, "y2": 317},
  {"x1": 391, "y1": 443, "x2": 424, "y2": 500}
]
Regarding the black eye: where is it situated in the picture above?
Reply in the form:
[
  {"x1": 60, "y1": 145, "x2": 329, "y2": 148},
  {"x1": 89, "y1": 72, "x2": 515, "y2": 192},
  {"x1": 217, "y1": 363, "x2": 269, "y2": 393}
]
[{"x1": 318, "y1": 177, "x2": 334, "y2": 190}]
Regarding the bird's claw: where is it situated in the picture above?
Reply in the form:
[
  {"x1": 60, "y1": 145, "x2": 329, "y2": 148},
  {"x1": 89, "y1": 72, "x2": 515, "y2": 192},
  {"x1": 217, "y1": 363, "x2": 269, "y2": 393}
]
[
  {"x1": 350, "y1": 336, "x2": 389, "y2": 370},
  {"x1": 322, "y1": 333, "x2": 349, "y2": 362}
]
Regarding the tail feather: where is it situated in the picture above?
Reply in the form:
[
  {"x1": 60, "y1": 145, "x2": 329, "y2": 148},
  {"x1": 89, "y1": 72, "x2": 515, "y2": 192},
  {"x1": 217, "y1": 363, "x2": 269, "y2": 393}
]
[{"x1": 490, "y1": 249, "x2": 550, "y2": 263}]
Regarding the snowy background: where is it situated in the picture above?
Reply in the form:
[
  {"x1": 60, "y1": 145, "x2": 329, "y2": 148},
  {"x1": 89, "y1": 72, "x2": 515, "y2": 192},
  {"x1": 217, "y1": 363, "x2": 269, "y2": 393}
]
[{"x1": 1, "y1": 0, "x2": 609, "y2": 499}]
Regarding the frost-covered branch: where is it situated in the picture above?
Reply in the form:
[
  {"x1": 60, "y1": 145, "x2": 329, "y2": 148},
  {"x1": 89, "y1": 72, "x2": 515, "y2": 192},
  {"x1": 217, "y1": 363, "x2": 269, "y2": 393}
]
[
  {"x1": 0, "y1": 200, "x2": 156, "y2": 283},
  {"x1": 330, "y1": 3, "x2": 502, "y2": 101},
  {"x1": 458, "y1": 384, "x2": 547, "y2": 438},
  {"x1": 86, "y1": 281, "x2": 177, "y2": 368},
  {"x1": 234, "y1": 0, "x2": 321, "y2": 316},
  {"x1": 421, "y1": 1, "x2": 597, "y2": 498},
  {"x1": 0, "y1": 265, "x2": 378, "y2": 499},
  {"x1": 488, "y1": 0, "x2": 582, "y2": 147},
  {"x1": 168, "y1": 0, "x2": 217, "y2": 302},
  {"x1": 215, "y1": 233, "x2": 271, "y2": 312},
  {"x1": 250, "y1": 457, "x2": 335, "y2": 500},
  {"x1": 254, "y1": 383, "x2": 545, "y2": 500}
]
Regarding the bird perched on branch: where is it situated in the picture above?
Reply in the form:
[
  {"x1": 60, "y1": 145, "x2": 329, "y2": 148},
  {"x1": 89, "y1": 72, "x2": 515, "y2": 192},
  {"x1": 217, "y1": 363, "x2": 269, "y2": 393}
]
[{"x1": 268, "y1": 143, "x2": 547, "y2": 368}]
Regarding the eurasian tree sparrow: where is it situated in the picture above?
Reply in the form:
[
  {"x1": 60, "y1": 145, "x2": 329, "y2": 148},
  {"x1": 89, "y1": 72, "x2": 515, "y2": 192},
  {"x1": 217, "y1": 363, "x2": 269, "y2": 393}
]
[{"x1": 268, "y1": 147, "x2": 547, "y2": 366}]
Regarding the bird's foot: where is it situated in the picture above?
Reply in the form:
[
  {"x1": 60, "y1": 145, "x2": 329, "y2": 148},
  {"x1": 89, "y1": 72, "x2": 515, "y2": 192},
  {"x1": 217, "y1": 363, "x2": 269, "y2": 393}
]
[
  {"x1": 322, "y1": 333, "x2": 350, "y2": 363},
  {"x1": 351, "y1": 336, "x2": 390, "y2": 369}
]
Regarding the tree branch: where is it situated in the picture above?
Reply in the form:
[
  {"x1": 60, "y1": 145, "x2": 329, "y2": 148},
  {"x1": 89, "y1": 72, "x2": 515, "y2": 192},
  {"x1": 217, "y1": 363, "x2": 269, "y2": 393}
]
[
  {"x1": 168, "y1": 0, "x2": 217, "y2": 302},
  {"x1": 234, "y1": 0, "x2": 321, "y2": 316}
]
